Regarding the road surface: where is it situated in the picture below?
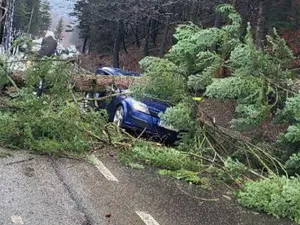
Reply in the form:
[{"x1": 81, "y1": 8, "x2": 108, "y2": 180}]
[{"x1": 0, "y1": 148, "x2": 296, "y2": 225}]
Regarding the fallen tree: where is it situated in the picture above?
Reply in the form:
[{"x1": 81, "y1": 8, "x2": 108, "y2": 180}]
[{"x1": 10, "y1": 70, "x2": 139, "y2": 92}]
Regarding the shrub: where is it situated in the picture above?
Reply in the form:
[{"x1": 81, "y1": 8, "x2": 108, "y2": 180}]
[
  {"x1": 0, "y1": 60, "x2": 110, "y2": 156},
  {"x1": 118, "y1": 143, "x2": 201, "y2": 172},
  {"x1": 237, "y1": 176, "x2": 300, "y2": 224},
  {"x1": 131, "y1": 57, "x2": 187, "y2": 104},
  {"x1": 285, "y1": 153, "x2": 300, "y2": 175},
  {"x1": 277, "y1": 93, "x2": 300, "y2": 161}
]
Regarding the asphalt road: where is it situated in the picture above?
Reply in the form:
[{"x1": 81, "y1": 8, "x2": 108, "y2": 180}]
[{"x1": 0, "y1": 148, "x2": 296, "y2": 225}]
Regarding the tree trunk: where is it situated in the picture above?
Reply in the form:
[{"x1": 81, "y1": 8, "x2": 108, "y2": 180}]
[
  {"x1": 190, "y1": 0, "x2": 198, "y2": 24},
  {"x1": 232, "y1": 0, "x2": 237, "y2": 8},
  {"x1": 122, "y1": 35, "x2": 128, "y2": 53},
  {"x1": 284, "y1": 0, "x2": 292, "y2": 20},
  {"x1": 10, "y1": 71, "x2": 139, "y2": 92},
  {"x1": 212, "y1": 12, "x2": 222, "y2": 52},
  {"x1": 159, "y1": 17, "x2": 170, "y2": 57},
  {"x1": 122, "y1": 25, "x2": 128, "y2": 53},
  {"x1": 0, "y1": 0, "x2": 4, "y2": 42},
  {"x1": 82, "y1": 36, "x2": 88, "y2": 54},
  {"x1": 255, "y1": 0, "x2": 266, "y2": 50},
  {"x1": 143, "y1": 19, "x2": 151, "y2": 56},
  {"x1": 131, "y1": 24, "x2": 140, "y2": 47},
  {"x1": 285, "y1": 0, "x2": 292, "y2": 10},
  {"x1": 113, "y1": 20, "x2": 123, "y2": 68},
  {"x1": 151, "y1": 20, "x2": 159, "y2": 46},
  {"x1": 214, "y1": 12, "x2": 222, "y2": 29}
]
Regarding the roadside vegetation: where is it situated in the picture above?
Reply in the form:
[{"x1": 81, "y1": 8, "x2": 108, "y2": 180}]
[
  {"x1": 0, "y1": 59, "x2": 125, "y2": 156},
  {"x1": 2, "y1": 2, "x2": 300, "y2": 224}
]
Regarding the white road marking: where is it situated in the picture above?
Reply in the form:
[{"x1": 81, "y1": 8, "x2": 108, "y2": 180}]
[
  {"x1": 11, "y1": 215, "x2": 24, "y2": 224},
  {"x1": 136, "y1": 211, "x2": 160, "y2": 225},
  {"x1": 88, "y1": 155, "x2": 119, "y2": 182}
]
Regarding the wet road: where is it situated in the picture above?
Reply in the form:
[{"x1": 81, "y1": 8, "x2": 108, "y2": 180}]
[{"x1": 0, "y1": 148, "x2": 296, "y2": 225}]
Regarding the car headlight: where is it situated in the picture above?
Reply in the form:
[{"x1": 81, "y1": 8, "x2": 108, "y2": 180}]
[{"x1": 132, "y1": 100, "x2": 150, "y2": 114}]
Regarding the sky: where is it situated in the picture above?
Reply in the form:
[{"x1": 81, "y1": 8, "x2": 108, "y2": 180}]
[
  {"x1": 49, "y1": 0, "x2": 75, "y2": 18},
  {"x1": 48, "y1": 0, "x2": 80, "y2": 47}
]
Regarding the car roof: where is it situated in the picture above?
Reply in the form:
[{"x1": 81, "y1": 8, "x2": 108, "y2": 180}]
[{"x1": 100, "y1": 67, "x2": 141, "y2": 76}]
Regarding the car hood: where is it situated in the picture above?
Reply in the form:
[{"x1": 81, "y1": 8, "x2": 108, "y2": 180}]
[
  {"x1": 141, "y1": 98, "x2": 171, "y2": 115},
  {"x1": 122, "y1": 95, "x2": 171, "y2": 116}
]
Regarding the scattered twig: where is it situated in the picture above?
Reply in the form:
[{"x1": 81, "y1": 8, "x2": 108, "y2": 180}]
[
  {"x1": 137, "y1": 127, "x2": 147, "y2": 139},
  {"x1": 104, "y1": 124, "x2": 112, "y2": 145},
  {"x1": 5, "y1": 157, "x2": 34, "y2": 166},
  {"x1": 77, "y1": 92, "x2": 131, "y2": 102},
  {"x1": 185, "y1": 152, "x2": 244, "y2": 188},
  {"x1": 176, "y1": 183, "x2": 219, "y2": 202}
]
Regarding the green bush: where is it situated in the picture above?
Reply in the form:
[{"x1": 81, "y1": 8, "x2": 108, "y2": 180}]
[
  {"x1": 285, "y1": 153, "x2": 300, "y2": 175},
  {"x1": 205, "y1": 27, "x2": 293, "y2": 130},
  {"x1": 0, "y1": 97, "x2": 108, "y2": 155},
  {"x1": 131, "y1": 57, "x2": 187, "y2": 104},
  {"x1": 208, "y1": 157, "x2": 247, "y2": 183},
  {"x1": 237, "y1": 176, "x2": 300, "y2": 224},
  {"x1": 277, "y1": 93, "x2": 300, "y2": 161},
  {"x1": 0, "y1": 60, "x2": 110, "y2": 156},
  {"x1": 118, "y1": 143, "x2": 201, "y2": 172}
]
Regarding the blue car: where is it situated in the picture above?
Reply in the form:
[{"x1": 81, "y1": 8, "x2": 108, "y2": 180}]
[{"x1": 86, "y1": 67, "x2": 178, "y2": 143}]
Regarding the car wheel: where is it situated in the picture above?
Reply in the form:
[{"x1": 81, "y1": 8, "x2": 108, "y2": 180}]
[{"x1": 113, "y1": 105, "x2": 124, "y2": 127}]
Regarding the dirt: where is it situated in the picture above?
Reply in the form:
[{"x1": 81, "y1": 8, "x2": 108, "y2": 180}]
[
  {"x1": 78, "y1": 45, "x2": 144, "y2": 73},
  {"x1": 199, "y1": 98, "x2": 237, "y2": 128}
]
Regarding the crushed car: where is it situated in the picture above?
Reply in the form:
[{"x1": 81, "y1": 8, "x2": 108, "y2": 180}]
[{"x1": 85, "y1": 67, "x2": 178, "y2": 143}]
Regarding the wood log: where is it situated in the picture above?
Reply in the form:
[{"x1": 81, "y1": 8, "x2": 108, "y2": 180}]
[{"x1": 10, "y1": 71, "x2": 139, "y2": 92}]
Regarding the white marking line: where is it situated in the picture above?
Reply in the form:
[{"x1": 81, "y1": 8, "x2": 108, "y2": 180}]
[
  {"x1": 11, "y1": 215, "x2": 24, "y2": 224},
  {"x1": 136, "y1": 211, "x2": 160, "y2": 225},
  {"x1": 89, "y1": 155, "x2": 119, "y2": 182}
]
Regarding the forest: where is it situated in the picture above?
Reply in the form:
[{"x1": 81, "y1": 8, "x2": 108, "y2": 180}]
[
  {"x1": 72, "y1": 0, "x2": 299, "y2": 67},
  {"x1": 13, "y1": 0, "x2": 52, "y2": 36}
]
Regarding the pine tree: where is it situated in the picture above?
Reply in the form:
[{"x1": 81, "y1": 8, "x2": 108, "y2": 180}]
[
  {"x1": 26, "y1": 0, "x2": 41, "y2": 36},
  {"x1": 55, "y1": 17, "x2": 64, "y2": 41},
  {"x1": 14, "y1": 0, "x2": 30, "y2": 31},
  {"x1": 39, "y1": 0, "x2": 52, "y2": 33},
  {"x1": 14, "y1": 0, "x2": 42, "y2": 36}
]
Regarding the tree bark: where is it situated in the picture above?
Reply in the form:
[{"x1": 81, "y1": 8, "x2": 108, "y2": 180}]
[
  {"x1": 150, "y1": 19, "x2": 159, "y2": 46},
  {"x1": 113, "y1": 20, "x2": 123, "y2": 68},
  {"x1": 143, "y1": 19, "x2": 151, "y2": 56},
  {"x1": 214, "y1": 12, "x2": 222, "y2": 29},
  {"x1": 255, "y1": 0, "x2": 266, "y2": 50},
  {"x1": 0, "y1": 0, "x2": 4, "y2": 42},
  {"x1": 82, "y1": 36, "x2": 88, "y2": 54},
  {"x1": 121, "y1": 24, "x2": 128, "y2": 53},
  {"x1": 122, "y1": 35, "x2": 128, "y2": 53},
  {"x1": 232, "y1": 0, "x2": 237, "y2": 8},
  {"x1": 212, "y1": 12, "x2": 222, "y2": 52},
  {"x1": 131, "y1": 24, "x2": 140, "y2": 47},
  {"x1": 285, "y1": 0, "x2": 292, "y2": 10},
  {"x1": 159, "y1": 16, "x2": 170, "y2": 57},
  {"x1": 10, "y1": 71, "x2": 139, "y2": 92},
  {"x1": 190, "y1": 0, "x2": 198, "y2": 23}
]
